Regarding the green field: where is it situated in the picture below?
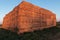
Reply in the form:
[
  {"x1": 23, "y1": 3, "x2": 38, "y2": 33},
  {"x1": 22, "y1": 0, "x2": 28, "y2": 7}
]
[
  {"x1": 0, "y1": 24, "x2": 2, "y2": 28},
  {"x1": 0, "y1": 22, "x2": 60, "y2": 40},
  {"x1": 57, "y1": 22, "x2": 60, "y2": 28},
  {"x1": 0, "y1": 26, "x2": 60, "y2": 40}
]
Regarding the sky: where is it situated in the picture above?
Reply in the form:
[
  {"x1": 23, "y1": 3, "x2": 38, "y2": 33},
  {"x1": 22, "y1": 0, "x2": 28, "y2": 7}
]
[{"x1": 0, "y1": 0, "x2": 60, "y2": 24}]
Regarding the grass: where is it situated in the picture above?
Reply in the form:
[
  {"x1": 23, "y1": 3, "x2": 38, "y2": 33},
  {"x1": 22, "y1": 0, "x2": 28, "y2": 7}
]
[
  {"x1": 0, "y1": 24, "x2": 2, "y2": 27},
  {"x1": 0, "y1": 22, "x2": 60, "y2": 40},
  {"x1": 56, "y1": 22, "x2": 60, "y2": 28},
  {"x1": 0, "y1": 26, "x2": 60, "y2": 40},
  {"x1": 0, "y1": 28, "x2": 19, "y2": 40}
]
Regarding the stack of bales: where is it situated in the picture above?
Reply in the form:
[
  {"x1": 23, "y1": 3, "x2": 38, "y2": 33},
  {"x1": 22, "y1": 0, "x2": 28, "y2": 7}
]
[{"x1": 2, "y1": 1, "x2": 56, "y2": 34}]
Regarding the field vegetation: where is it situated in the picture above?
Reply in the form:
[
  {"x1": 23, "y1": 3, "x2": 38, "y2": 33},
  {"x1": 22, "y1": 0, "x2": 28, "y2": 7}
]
[{"x1": 0, "y1": 22, "x2": 60, "y2": 40}]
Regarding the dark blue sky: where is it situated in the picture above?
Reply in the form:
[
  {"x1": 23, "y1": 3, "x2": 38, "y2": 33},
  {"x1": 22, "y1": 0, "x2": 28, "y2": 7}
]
[{"x1": 0, "y1": 0, "x2": 60, "y2": 24}]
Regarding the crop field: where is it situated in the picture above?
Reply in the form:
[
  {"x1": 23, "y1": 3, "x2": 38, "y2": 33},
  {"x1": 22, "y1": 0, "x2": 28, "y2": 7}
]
[{"x1": 0, "y1": 22, "x2": 60, "y2": 40}]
